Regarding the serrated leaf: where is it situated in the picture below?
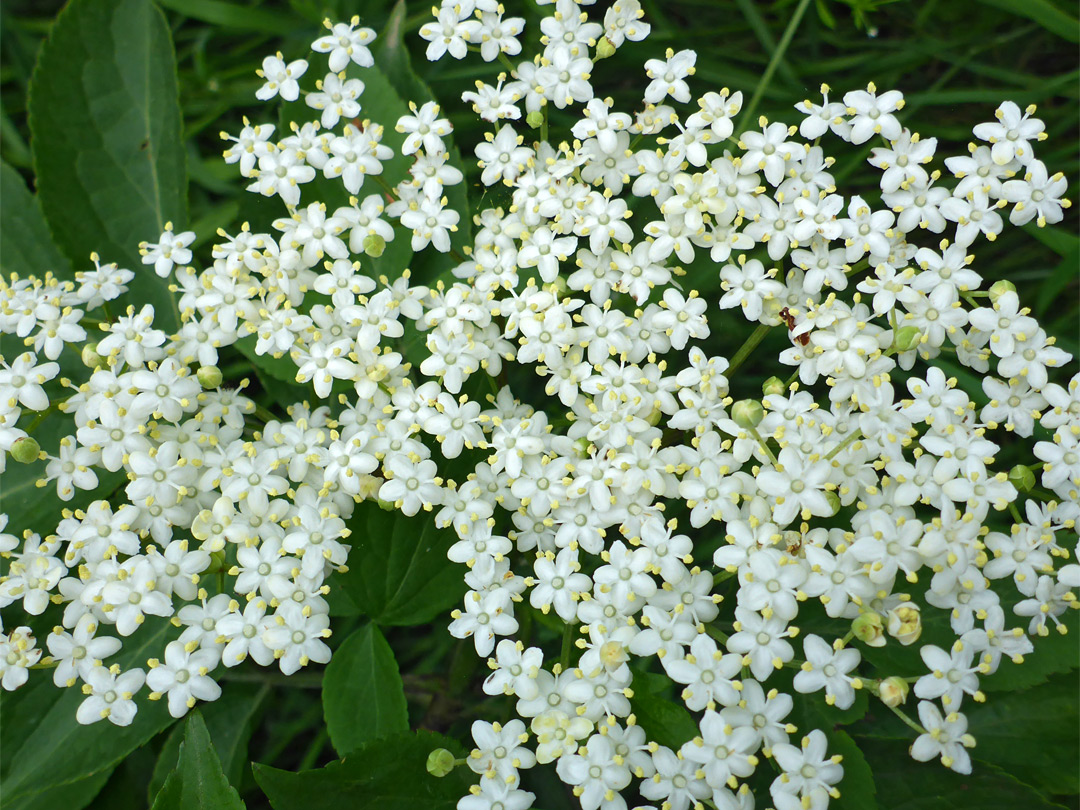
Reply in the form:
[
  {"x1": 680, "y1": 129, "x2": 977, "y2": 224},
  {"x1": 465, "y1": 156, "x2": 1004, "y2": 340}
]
[
  {"x1": 150, "y1": 712, "x2": 246, "y2": 810},
  {"x1": 147, "y1": 681, "x2": 269, "y2": 802},
  {"x1": 0, "y1": 619, "x2": 180, "y2": 810},
  {"x1": 27, "y1": 0, "x2": 187, "y2": 332},
  {"x1": 253, "y1": 730, "x2": 471, "y2": 810},
  {"x1": 335, "y1": 501, "x2": 465, "y2": 626},
  {"x1": 0, "y1": 160, "x2": 73, "y2": 279},
  {"x1": 855, "y1": 738, "x2": 1069, "y2": 810},
  {"x1": 323, "y1": 623, "x2": 409, "y2": 755},
  {"x1": 962, "y1": 670, "x2": 1080, "y2": 795}
]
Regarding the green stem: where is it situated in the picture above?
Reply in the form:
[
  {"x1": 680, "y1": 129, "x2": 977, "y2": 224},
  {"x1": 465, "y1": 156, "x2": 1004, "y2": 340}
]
[
  {"x1": 560, "y1": 622, "x2": 575, "y2": 671},
  {"x1": 888, "y1": 703, "x2": 928, "y2": 735},
  {"x1": 740, "y1": 0, "x2": 814, "y2": 125},
  {"x1": 748, "y1": 426, "x2": 779, "y2": 465},
  {"x1": 297, "y1": 728, "x2": 328, "y2": 771},
  {"x1": 727, "y1": 323, "x2": 773, "y2": 376},
  {"x1": 825, "y1": 429, "x2": 863, "y2": 461}
]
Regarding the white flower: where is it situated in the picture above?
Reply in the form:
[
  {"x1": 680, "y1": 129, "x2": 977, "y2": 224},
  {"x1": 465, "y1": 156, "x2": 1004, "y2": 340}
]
[
  {"x1": 644, "y1": 48, "x2": 696, "y2": 105},
  {"x1": 972, "y1": 100, "x2": 1045, "y2": 165},
  {"x1": 311, "y1": 17, "x2": 376, "y2": 72},
  {"x1": 793, "y1": 635, "x2": 861, "y2": 709},
  {"x1": 910, "y1": 701, "x2": 976, "y2": 774},
  {"x1": 255, "y1": 52, "x2": 308, "y2": 102},
  {"x1": 146, "y1": 640, "x2": 222, "y2": 718},
  {"x1": 139, "y1": 223, "x2": 195, "y2": 278},
  {"x1": 76, "y1": 666, "x2": 145, "y2": 726}
]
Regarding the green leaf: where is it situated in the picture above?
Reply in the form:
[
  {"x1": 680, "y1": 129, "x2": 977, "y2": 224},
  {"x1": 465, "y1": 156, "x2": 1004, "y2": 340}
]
[
  {"x1": 156, "y1": 0, "x2": 302, "y2": 34},
  {"x1": 962, "y1": 670, "x2": 1080, "y2": 795},
  {"x1": 335, "y1": 501, "x2": 466, "y2": 626},
  {"x1": 372, "y1": 0, "x2": 473, "y2": 273},
  {"x1": 855, "y1": 738, "x2": 1070, "y2": 810},
  {"x1": 0, "y1": 619, "x2": 180, "y2": 810},
  {"x1": 27, "y1": 0, "x2": 187, "y2": 332},
  {"x1": 0, "y1": 160, "x2": 73, "y2": 279},
  {"x1": 975, "y1": 0, "x2": 1079, "y2": 42},
  {"x1": 150, "y1": 711, "x2": 246, "y2": 810},
  {"x1": 322, "y1": 623, "x2": 409, "y2": 755},
  {"x1": 147, "y1": 681, "x2": 269, "y2": 802},
  {"x1": 253, "y1": 730, "x2": 472, "y2": 810},
  {"x1": 629, "y1": 671, "x2": 698, "y2": 749}
]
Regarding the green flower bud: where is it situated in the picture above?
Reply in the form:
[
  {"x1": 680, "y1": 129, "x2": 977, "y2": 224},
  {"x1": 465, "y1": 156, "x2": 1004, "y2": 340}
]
[
  {"x1": 878, "y1": 676, "x2": 910, "y2": 708},
  {"x1": 988, "y1": 279, "x2": 1016, "y2": 305},
  {"x1": 81, "y1": 343, "x2": 104, "y2": 369},
  {"x1": 426, "y1": 748, "x2": 457, "y2": 777},
  {"x1": 197, "y1": 365, "x2": 223, "y2": 389},
  {"x1": 377, "y1": 499, "x2": 396, "y2": 512},
  {"x1": 10, "y1": 436, "x2": 41, "y2": 464},
  {"x1": 824, "y1": 490, "x2": 841, "y2": 516},
  {"x1": 363, "y1": 234, "x2": 386, "y2": 258},
  {"x1": 762, "y1": 376, "x2": 786, "y2": 397},
  {"x1": 645, "y1": 407, "x2": 662, "y2": 427},
  {"x1": 526, "y1": 109, "x2": 545, "y2": 129},
  {"x1": 852, "y1": 612, "x2": 886, "y2": 647},
  {"x1": 893, "y1": 325, "x2": 922, "y2": 352},
  {"x1": 731, "y1": 399, "x2": 764, "y2": 430},
  {"x1": 594, "y1": 36, "x2": 617, "y2": 60},
  {"x1": 1008, "y1": 464, "x2": 1035, "y2": 492},
  {"x1": 573, "y1": 437, "x2": 592, "y2": 458}
]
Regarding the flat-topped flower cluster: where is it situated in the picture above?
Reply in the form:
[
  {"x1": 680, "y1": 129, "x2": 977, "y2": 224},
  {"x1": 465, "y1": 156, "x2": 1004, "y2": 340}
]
[{"x1": 1, "y1": 1, "x2": 1077, "y2": 809}]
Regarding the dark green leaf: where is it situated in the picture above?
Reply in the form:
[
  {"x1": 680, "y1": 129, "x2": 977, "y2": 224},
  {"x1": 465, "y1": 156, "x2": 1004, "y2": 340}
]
[
  {"x1": 0, "y1": 160, "x2": 73, "y2": 279},
  {"x1": 962, "y1": 670, "x2": 1080, "y2": 795},
  {"x1": 147, "y1": 681, "x2": 269, "y2": 801},
  {"x1": 156, "y1": 0, "x2": 302, "y2": 34},
  {"x1": 335, "y1": 501, "x2": 465, "y2": 626},
  {"x1": 28, "y1": 0, "x2": 187, "y2": 332},
  {"x1": 149, "y1": 711, "x2": 245, "y2": 810},
  {"x1": 630, "y1": 671, "x2": 698, "y2": 749},
  {"x1": 253, "y1": 730, "x2": 471, "y2": 810},
  {"x1": 975, "y1": 0, "x2": 1079, "y2": 42},
  {"x1": 0, "y1": 619, "x2": 179, "y2": 810},
  {"x1": 322, "y1": 623, "x2": 409, "y2": 755},
  {"x1": 856, "y1": 738, "x2": 1070, "y2": 810}
]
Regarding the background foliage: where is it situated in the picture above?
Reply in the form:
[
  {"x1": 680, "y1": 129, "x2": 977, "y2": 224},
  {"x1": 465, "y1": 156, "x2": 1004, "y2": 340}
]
[{"x1": 1, "y1": 0, "x2": 1077, "y2": 808}]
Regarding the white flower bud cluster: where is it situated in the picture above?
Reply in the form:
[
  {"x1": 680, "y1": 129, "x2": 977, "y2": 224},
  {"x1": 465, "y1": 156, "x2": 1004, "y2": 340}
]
[{"x1": 1, "y1": 1, "x2": 1076, "y2": 808}]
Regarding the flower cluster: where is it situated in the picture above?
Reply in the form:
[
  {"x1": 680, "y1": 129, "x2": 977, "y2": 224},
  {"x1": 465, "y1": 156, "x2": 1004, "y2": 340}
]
[{"x1": 1, "y1": 2, "x2": 1076, "y2": 810}]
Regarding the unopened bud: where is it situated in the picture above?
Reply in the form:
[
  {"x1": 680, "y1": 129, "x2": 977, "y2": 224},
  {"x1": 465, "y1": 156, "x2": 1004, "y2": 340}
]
[
  {"x1": 893, "y1": 325, "x2": 922, "y2": 352},
  {"x1": 762, "y1": 376, "x2": 786, "y2": 396},
  {"x1": 645, "y1": 407, "x2": 662, "y2": 427},
  {"x1": 357, "y1": 474, "x2": 382, "y2": 500},
  {"x1": 824, "y1": 490, "x2": 841, "y2": 516},
  {"x1": 377, "y1": 499, "x2": 396, "y2": 512},
  {"x1": 988, "y1": 279, "x2": 1016, "y2": 304},
  {"x1": 81, "y1": 343, "x2": 104, "y2": 369},
  {"x1": 526, "y1": 109, "x2": 545, "y2": 129},
  {"x1": 878, "y1": 676, "x2": 909, "y2": 708},
  {"x1": 731, "y1": 399, "x2": 764, "y2": 430},
  {"x1": 573, "y1": 437, "x2": 591, "y2": 458},
  {"x1": 595, "y1": 36, "x2": 617, "y2": 60},
  {"x1": 10, "y1": 436, "x2": 41, "y2": 464},
  {"x1": 852, "y1": 612, "x2": 886, "y2": 647},
  {"x1": 197, "y1": 365, "x2": 223, "y2": 389},
  {"x1": 1008, "y1": 464, "x2": 1035, "y2": 492},
  {"x1": 887, "y1": 604, "x2": 922, "y2": 646},
  {"x1": 363, "y1": 234, "x2": 386, "y2": 258},
  {"x1": 426, "y1": 748, "x2": 457, "y2": 777}
]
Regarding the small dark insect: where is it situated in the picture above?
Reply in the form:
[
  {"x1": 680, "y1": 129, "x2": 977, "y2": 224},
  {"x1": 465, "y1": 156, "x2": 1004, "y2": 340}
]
[{"x1": 779, "y1": 307, "x2": 810, "y2": 346}]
